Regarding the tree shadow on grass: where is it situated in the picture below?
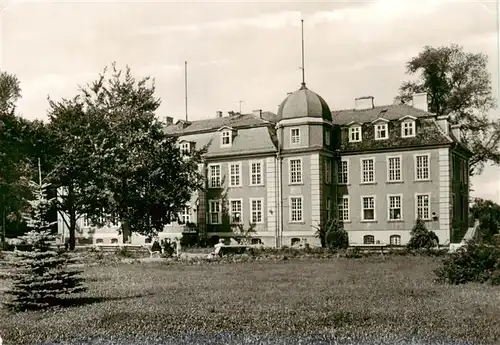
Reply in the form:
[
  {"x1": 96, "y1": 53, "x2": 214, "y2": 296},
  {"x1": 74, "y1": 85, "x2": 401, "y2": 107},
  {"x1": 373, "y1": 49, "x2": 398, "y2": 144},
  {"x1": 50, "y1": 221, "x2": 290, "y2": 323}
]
[{"x1": 56, "y1": 292, "x2": 156, "y2": 309}]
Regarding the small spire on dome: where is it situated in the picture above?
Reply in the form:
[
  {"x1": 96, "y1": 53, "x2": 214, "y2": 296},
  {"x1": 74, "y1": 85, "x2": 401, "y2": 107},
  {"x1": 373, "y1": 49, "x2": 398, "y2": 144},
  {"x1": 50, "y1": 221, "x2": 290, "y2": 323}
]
[{"x1": 300, "y1": 19, "x2": 306, "y2": 88}]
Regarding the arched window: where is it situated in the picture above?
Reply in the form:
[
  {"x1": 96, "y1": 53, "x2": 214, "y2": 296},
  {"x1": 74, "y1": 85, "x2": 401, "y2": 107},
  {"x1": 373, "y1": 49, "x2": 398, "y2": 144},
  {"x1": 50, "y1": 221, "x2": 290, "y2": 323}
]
[
  {"x1": 111, "y1": 238, "x2": 118, "y2": 244},
  {"x1": 96, "y1": 238, "x2": 104, "y2": 244},
  {"x1": 251, "y1": 238, "x2": 262, "y2": 245},
  {"x1": 390, "y1": 235, "x2": 401, "y2": 246},
  {"x1": 363, "y1": 235, "x2": 375, "y2": 245},
  {"x1": 291, "y1": 238, "x2": 301, "y2": 247}
]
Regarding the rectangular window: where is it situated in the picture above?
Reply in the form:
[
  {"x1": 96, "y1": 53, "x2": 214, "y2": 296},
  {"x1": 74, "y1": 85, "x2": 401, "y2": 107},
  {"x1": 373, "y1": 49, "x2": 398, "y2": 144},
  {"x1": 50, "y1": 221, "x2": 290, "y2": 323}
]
[
  {"x1": 180, "y1": 142, "x2": 190, "y2": 154},
  {"x1": 362, "y1": 196, "x2": 375, "y2": 221},
  {"x1": 402, "y1": 121, "x2": 415, "y2": 137},
  {"x1": 289, "y1": 158, "x2": 303, "y2": 184},
  {"x1": 325, "y1": 129, "x2": 331, "y2": 146},
  {"x1": 415, "y1": 154, "x2": 430, "y2": 180},
  {"x1": 209, "y1": 200, "x2": 221, "y2": 224},
  {"x1": 416, "y1": 194, "x2": 430, "y2": 220},
  {"x1": 180, "y1": 205, "x2": 191, "y2": 224},
  {"x1": 229, "y1": 199, "x2": 242, "y2": 224},
  {"x1": 338, "y1": 160, "x2": 349, "y2": 184},
  {"x1": 326, "y1": 197, "x2": 331, "y2": 220},
  {"x1": 375, "y1": 123, "x2": 388, "y2": 140},
  {"x1": 349, "y1": 126, "x2": 361, "y2": 142},
  {"x1": 250, "y1": 199, "x2": 263, "y2": 224},
  {"x1": 387, "y1": 156, "x2": 402, "y2": 182},
  {"x1": 388, "y1": 195, "x2": 402, "y2": 220},
  {"x1": 229, "y1": 162, "x2": 241, "y2": 187},
  {"x1": 290, "y1": 196, "x2": 303, "y2": 222},
  {"x1": 361, "y1": 158, "x2": 375, "y2": 183},
  {"x1": 250, "y1": 160, "x2": 263, "y2": 186},
  {"x1": 291, "y1": 128, "x2": 300, "y2": 145},
  {"x1": 325, "y1": 159, "x2": 332, "y2": 184},
  {"x1": 209, "y1": 164, "x2": 221, "y2": 188},
  {"x1": 390, "y1": 235, "x2": 401, "y2": 245},
  {"x1": 221, "y1": 131, "x2": 231, "y2": 146},
  {"x1": 83, "y1": 215, "x2": 91, "y2": 228},
  {"x1": 338, "y1": 196, "x2": 349, "y2": 222}
]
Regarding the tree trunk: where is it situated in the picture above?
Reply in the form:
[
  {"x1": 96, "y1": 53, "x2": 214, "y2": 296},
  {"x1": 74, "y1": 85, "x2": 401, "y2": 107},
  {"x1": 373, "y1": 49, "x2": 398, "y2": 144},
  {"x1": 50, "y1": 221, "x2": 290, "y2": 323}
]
[
  {"x1": 122, "y1": 219, "x2": 130, "y2": 244},
  {"x1": 69, "y1": 213, "x2": 76, "y2": 250}
]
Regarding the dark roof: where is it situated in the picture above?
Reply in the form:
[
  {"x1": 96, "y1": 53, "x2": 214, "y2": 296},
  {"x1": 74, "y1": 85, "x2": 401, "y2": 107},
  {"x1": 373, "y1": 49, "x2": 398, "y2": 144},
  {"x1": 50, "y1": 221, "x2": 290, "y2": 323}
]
[
  {"x1": 164, "y1": 112, "x2": 277, "y2": 136},
  {"x1": 332, "y1": 104, "x2": 432, "y2": 125},
  {"x1": 277, "y1": 84, "x2": 332, "y2": 121}
]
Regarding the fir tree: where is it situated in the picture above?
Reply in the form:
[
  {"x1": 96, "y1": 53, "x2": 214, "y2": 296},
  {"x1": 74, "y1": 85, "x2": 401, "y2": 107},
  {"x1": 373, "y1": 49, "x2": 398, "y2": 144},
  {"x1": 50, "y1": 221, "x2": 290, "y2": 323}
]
[
  {"x1": 1, "y1": 181, "x2": 86, "y2": 311},
  {"x1": 407, "y1": 218, "x2": 439, "y2": 250}
]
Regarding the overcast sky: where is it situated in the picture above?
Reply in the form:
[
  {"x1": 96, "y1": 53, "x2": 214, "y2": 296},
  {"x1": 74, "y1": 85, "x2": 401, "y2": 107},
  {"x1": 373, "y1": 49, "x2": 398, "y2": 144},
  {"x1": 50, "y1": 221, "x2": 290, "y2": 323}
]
[{"x1": 1, "y1": 0, "x2": 499, "y2": 203}]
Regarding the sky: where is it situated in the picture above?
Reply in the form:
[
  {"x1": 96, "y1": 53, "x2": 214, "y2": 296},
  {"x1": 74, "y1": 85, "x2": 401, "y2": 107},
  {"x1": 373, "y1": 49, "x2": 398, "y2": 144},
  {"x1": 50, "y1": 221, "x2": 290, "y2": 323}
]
[{"x1": 1, "y1": 0, "x2": 499, "y2": 203}]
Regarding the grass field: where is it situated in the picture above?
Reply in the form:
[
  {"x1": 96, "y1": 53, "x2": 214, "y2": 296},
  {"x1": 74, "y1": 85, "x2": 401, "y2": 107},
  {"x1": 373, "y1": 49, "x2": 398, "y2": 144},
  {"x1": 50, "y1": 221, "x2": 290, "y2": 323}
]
[{"x1": 0, "y1": 255, "x2": 499, "y2": 345}]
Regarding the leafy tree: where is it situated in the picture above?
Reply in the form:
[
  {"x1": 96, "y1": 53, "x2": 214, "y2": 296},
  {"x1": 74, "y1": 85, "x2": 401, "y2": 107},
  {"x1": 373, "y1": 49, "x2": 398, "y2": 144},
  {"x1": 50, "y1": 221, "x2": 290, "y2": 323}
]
[
  {"x1": 407, "y1": 218, "x2": 439, "y2": 250},
  {"x1": 315, "y1": 219, "x2": 349, "y2": 249},
  {"x1": 398, "y1": 44, "x2": 499, "y2": 175},
  {"x1": 78, "y1": 63, "x2": 207, "y2": 242},
  {"x1": 0, "y1": 70, "x2": 21, "y2": 116},
  {"x1": 1, "y1": 181, "x2": 86, "y2": 310},
  {"x1": 470, "y1": 198, "x2": 500, "y2": 244}
]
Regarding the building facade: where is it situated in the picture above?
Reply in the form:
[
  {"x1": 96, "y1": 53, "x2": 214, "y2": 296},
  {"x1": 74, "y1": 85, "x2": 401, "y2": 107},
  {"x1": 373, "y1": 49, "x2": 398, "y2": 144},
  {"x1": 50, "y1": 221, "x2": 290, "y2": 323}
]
[{"x1": 57, "y1": 83, "x2": 472, "y2": 247}]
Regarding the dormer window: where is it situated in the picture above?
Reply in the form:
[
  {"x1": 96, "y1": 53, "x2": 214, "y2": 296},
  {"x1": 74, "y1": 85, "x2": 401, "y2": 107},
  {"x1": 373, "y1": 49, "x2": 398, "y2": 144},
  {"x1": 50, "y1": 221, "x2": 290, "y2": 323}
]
[
  {"x1": 180, "y1": 142, "x2": 190, "y2": 154},
  {"x1": 291, "y1": 128, "x2": 300, "y2": 145},
  {"x1": 349, "y1": 126, "x2": 362, "y2": 142},
  {"x1": 375, "y1": 123, "x2": 388, "y2": 140},
  {"x1": 221, "y1": 130, "x2": 232, "y2": 147},
  {"x1": 402, "y1": 120, "x2": 416, "y2": 138}
]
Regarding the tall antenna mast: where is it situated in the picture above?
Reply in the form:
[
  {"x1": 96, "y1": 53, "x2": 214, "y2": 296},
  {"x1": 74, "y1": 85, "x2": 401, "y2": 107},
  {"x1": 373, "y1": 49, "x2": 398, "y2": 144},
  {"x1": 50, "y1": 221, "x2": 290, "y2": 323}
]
[
  {"x1": 301, "y1": 18, "x2": 306, "y2": 87},
  {"x1": 184, "y1": 61, "x2": 188, "y2": 121}
]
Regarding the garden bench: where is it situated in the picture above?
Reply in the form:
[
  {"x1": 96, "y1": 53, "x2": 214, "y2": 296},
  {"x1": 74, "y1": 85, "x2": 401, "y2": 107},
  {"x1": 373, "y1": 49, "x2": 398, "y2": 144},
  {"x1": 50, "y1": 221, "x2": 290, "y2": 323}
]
[{"x1": 144, "y1": 245, "x2": 161, "y2": 258}]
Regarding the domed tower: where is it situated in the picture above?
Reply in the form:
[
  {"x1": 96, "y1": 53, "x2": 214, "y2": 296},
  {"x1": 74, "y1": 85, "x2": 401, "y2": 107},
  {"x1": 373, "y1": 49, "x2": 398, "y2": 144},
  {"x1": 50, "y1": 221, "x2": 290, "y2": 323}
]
[{"x1": 274, "y1": 21, "x2": 338, "y2": 248}]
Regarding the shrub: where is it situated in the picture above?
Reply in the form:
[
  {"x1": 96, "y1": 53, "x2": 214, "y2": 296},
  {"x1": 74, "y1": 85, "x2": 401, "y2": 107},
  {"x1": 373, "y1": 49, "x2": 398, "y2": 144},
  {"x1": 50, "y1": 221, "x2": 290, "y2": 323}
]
[
  {"x1": 325, "y1": 220, "x2": 349, "y2": 250},
  {"x1": 180, "y1": 232, "x2": 198, "y2": 248},
  {"x1": 407, "y1": 218, "x2": 439, "y2": 250},
  {"x1": 0, "y1": 181, "x2": 86, "y2": 311},
  {"x1": 434, "y1": 241, "x2": 500, "y2": 285},
  {"x1": 115, "y1": 246, "x2": 133, "y2": 258}
]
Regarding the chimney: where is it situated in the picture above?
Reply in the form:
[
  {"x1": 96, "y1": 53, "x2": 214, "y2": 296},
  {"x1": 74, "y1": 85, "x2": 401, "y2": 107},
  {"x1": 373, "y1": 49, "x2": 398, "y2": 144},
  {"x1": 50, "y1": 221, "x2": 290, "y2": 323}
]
[
  {"x1": 355, "y1": 96, "x2": 374, "y2": 110},
  {"x1": 450, "y1": 124, "x2": 462, "y2": 141},
  {"x1": 412, "y1": 92, "x2": 428, "y2": 112},
  {"x1": 252, "y1": 109, "x2": 262, "y2": 118},
  {"x1": 216, "y1": 110, "x2": 223, "y2": 118},
  {"x1": 165, "y1": 116, "x2": 173, "y2": 126},
  {"x1": 436, "y1": 115, "x2": 450, "y2": 135}
]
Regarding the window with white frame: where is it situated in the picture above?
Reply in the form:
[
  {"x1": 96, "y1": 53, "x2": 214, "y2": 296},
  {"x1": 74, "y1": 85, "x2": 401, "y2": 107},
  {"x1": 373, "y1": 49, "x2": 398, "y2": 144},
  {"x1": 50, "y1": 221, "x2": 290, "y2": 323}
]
[
  {"x1": 415, "y1": 154, "x2": 430, "y2": 180},
  {"x1": 402, "y1": 121, "x2": 415, "y2": 137},
  {"x1": 229, "y1": 162, "x2": 241, "y2": 187},
  {"x1": 416, "y1": 194, "x2": 430, "y2": 220},
  {"x1": 290, "y1": 196, "x2": 303, "y2": 222},
  {"x1": 180, "y1": 142, "x2": 190, "y2": 154},
  {"x1": 326, "y1": 197, "x2": 331, "y2": 220},
  {"x1": 209, "y1": 200, "x2": 221, "y2": 224},
  {"x1": 325, "y1": 129, "x2": 331, "y2": 146},
  {"x1": 361, "y1": 158, "x2": 375, "y2": 183},
  {"x1": 349, "y1": 126, "x2": 361, "y2": 142},
  {"x1": 388, "y1": 195, "x2": 402, "y2": 220},
  {"x1": 338, "y1": 196, "x2": 349, "y2": 222},
  {"x1": 325, "y1": 159, "x2": 332, "y2": 184},
  {"x1": 250, "y1": 199, "x2": 263, "y2": 223},
  {"x1": 390, "y1": 235, "x2": 401, "y2": 245},
  {"x1": 180, "y1": 205, "x2": 191, "y2": 224},
  {"x1": 83, "y1": 215, "x2": 91, "y2": 228},
  {"x1": 230, "y1": 199, "x2": 242, "y2": 224},
  {"x1": 290, "y1": 128, "x2": 300, "y2": 145},
  {"x1": 362, "y1": 196, "x2": 375, "y2": 221},
  {"x1": 250, "y1": 161, "x2": 263, "y2": 186},
  {"x1": 375, "y1": 123, "x2": 388, "y2": 140},
  {"x1": 363, "y1": 235, "x2": 375, "y2": 244},
  {"x1": 289, "y1": 158, "x2": 303, "y2": 184},
  {"x1": 387, "y1": 156, "x2": 402, "y2": 182},
  {"x1": 221, "y1": 130, "x2": 232, "y2": 147},
  {"x1": 209, "y1": 164, "x2": 221, "y2": 188},
  {"x1": 338, "y1": 160, "x2": 349, "y2": 184}
]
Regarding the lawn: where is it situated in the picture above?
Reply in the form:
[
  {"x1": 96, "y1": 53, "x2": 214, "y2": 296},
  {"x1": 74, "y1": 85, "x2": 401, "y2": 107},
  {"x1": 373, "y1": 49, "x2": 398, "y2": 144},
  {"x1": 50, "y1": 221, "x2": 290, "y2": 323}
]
[{"x1": 0, "y1": 255, "x2": 499, "y2": 345}]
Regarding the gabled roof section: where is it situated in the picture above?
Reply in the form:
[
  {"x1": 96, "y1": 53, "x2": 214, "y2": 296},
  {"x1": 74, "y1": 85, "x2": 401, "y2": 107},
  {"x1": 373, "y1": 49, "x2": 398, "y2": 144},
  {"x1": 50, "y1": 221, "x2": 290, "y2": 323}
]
[
  {"x1": 399, "y1": 115, "x2": 417, "y2": 121},
  {"x1": 164, "y1": 112, "x2": 277, "y2": 136},
  {"x1": 332, "y1": 103, "x2": 432, "y2": 125},
  {"x1": 371, "y1": 117, "x2": 389, "y2": 124},
  {"x1": 345, "y1": 121, "x2": 363, "y2": 127},
  {"x1": 217, "y1": 126, "x2": 234, "y2": 132}
]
